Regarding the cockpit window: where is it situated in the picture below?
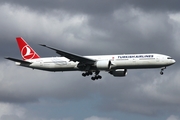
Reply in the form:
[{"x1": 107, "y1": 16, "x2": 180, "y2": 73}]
[{"x1": 167, "y1": 57, "x2": 173, "y2": 59}]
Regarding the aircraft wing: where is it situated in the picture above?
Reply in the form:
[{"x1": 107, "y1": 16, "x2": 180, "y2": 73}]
[
  {"x1": 5, "y1": 57, "x2": 32, "y2": 64},
  {"x1": 40, "y1": 44, "x2": 96, "y2": 64}
]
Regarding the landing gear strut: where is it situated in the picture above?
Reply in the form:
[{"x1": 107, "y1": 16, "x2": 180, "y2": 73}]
[{"x1": 160, "y1": 67, "x2": 166, "y2": 75}]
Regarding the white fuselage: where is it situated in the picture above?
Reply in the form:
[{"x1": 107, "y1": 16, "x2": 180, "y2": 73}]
[{"x1": 16, "y1": 53, "x2": 175, "y2": 72}]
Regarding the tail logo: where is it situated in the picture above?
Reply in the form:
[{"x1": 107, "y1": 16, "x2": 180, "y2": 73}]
[{"x1": 21, "y1": 45, "x2": 35, "y2": 60}]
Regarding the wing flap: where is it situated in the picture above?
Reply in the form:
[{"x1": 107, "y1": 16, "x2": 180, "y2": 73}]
[{"x1": 40, "y1": 44, "x2": 96, "y2": 64}]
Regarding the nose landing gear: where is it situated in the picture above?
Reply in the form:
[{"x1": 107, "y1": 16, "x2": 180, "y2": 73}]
[{"x1": 160, "y1": 67, "x2": 166, "y2": 75}]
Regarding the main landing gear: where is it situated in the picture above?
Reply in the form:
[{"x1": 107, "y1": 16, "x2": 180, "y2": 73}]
[
  {"x1": 82, "y1": 71, "x2": 92, "y2": 76},
  {"x1": 160, "y1": 67, "x2": 166, "y2": 75},
  {"x1": 82, "y1": 71, "x2": 102, "y2": 80}
]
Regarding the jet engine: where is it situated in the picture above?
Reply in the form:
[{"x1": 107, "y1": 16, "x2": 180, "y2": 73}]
[
  {"x1": 95, "y1": 60, "x2": 111, "y2": 70},
  {"x1": 109, "y1": 69, "x2": 127, "y2": 77}
]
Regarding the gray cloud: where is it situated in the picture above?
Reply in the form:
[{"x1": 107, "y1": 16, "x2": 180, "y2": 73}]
[
  {"x1": 0, "y1": 0, "x2": 122, "y2": 16},
  {"x1": 97, "y1": 70, "x2": 180, "y2": 116},
  {"x1": 0, "y1": 61, "x2": 98, "y2": 103},
  {"x1": 128, "y1": 0, "x2": 180, "y2": 12},
  {"x1": 1, "y1": 0, "x2": 180, "y2": 16}
]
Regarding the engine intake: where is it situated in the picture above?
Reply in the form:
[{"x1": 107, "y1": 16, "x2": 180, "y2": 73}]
[{"x1": 109, "y1": 69, "x2": 127, "y2": 77}]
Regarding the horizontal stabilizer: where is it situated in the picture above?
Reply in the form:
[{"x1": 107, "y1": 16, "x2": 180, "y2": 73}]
[{"x1": 5, "y1": 57, "x2": 32, "y2": 64}]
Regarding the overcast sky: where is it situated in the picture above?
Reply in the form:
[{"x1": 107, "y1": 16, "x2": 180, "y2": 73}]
[{"x1": 0, "y1": 0, "x2": 180, "y2": 120}]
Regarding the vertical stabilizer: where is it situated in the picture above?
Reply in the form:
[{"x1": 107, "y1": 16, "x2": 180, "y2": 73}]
[{"x1": 16, "y1": 37, "x2": 40, "y2": 60}]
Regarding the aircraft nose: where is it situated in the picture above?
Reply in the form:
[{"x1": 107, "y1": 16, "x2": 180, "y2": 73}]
[{"x1": 172, "y1": 59, "x2": 176, "y2": 64}]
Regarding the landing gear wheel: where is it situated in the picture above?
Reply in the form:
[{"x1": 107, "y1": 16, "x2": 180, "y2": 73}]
[
  {"x1": 89, "y1": 72, "x2": 93, "y2": 75},
  {"x1": 95, "y1": 76, "x2": 99, "y2": 80},
  {"x1": 82, "y1": 73, "x2": 86, "y2": 77},
  {"x1": 98, "y1": 75, "x2": 102, "y2": 79},
  {"x1": 96, "y1": 75, "x2": 102, "y2": 79},
  {"x1": 160, "y1": 71, "x2": 163, "y2": 75},
  {"x1": 82, "y1": 71, "x2": 93, "y2": 77},
  {"x1": 91, "y1": 77, "x2": 95, "y2": 81}
]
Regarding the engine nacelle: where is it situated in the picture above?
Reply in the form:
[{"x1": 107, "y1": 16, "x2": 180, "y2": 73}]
[
  {"x1": 109, "y1": 69, "x2": 127, "y2": 77},
  {"x1": 95, "y1": 60, "x2": 111, "y2": 70}
]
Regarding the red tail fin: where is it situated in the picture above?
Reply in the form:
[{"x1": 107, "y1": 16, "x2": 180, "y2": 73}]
[{"x1": 16, "y1": 37, "x2": 40, "y2": 60}]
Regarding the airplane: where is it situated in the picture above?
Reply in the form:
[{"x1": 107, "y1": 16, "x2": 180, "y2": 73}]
[{"x1": 6, "y1": 37, "x2": 176, "y2": 80}]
